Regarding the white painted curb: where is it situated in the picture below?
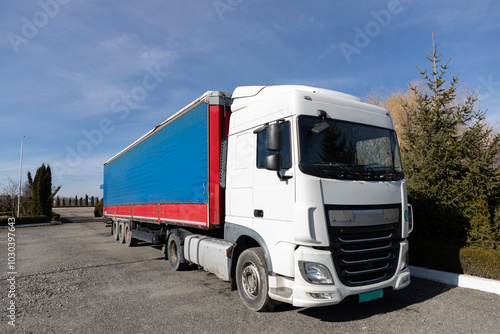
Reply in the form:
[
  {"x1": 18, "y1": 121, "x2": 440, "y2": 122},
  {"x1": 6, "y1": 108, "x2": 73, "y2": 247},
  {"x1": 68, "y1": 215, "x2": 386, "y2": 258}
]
[{"x1": 409, "y1": 265, "x2": 500, "y2": 296}]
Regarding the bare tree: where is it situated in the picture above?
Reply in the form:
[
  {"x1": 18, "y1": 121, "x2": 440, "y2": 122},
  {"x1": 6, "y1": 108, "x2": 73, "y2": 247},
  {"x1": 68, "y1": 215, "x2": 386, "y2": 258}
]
[{"x1": 1, "y1": 177, "x2": 19, "y2": 215}]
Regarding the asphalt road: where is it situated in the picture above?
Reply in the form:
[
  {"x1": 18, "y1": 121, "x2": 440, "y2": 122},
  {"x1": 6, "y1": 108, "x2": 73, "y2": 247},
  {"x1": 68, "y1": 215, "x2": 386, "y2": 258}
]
[{"x1": 1, "y1": 207, "x2": 499, "y2": 333}]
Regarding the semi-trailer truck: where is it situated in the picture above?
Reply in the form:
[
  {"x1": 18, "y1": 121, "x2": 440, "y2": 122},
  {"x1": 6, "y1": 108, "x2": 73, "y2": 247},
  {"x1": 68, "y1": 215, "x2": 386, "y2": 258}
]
[{"x1": 103, "y1": 85, "x2": 413, "y2": 311}]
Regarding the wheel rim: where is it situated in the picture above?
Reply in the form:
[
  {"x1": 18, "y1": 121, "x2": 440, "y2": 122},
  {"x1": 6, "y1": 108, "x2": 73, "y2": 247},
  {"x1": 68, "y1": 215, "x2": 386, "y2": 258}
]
[{"x1": 241, "y1": 261, "x2": 260, "y2": 300}]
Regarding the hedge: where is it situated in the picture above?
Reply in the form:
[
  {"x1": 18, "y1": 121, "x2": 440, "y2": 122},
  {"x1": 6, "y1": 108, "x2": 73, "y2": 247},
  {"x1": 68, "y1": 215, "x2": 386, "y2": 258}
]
[
  {"x1": 0, "y1": 215, "x2": 50, "y2": 226},
  {"x1": 0, "y1": 212, "x2": 60, "y2": 227},
  {"x1": 460, "y1": 247, "x2": 500, "y2": 280},
  {"x1": 409, "y1": 238, "x2": 500, "y2": 280}
]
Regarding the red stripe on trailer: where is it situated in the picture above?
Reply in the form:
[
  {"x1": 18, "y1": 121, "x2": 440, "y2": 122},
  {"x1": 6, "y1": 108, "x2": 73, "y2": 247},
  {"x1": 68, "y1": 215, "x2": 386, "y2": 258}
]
[
  {"x1": 159, "y1": 203, "x2": 208, "y2": 226},
  {"x1": 105, "y1": 203, "x2": 209, "y2": 226},
  {"x1": 133, "y1": 204, "x2": 160, "y2": 223},
  {"x1": 115, "y1": 205, "x2": 132, "y2": 217},
  {"x1": 103, "y1": 206, "x2": 115, "y2": 217}
]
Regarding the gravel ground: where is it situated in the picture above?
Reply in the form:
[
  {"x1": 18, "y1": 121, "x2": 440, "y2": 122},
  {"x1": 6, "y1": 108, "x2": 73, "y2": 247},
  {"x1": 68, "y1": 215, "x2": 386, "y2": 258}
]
[{"x1": 1, "y1": 208, "x2": 499, "y2": 333}]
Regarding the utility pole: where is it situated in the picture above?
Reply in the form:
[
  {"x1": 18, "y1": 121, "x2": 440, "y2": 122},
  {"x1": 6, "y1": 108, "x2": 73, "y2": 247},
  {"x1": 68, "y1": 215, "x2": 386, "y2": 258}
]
[{"x1": 17, "y1": 136, "x2": 25, "y2": 217}]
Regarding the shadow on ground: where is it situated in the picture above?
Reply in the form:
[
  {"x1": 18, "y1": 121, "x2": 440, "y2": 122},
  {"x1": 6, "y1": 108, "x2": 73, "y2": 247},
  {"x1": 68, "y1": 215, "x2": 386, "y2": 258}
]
[
  {"x1": 293, "y1": 278, "x2": 453, "y2": 321},
  {"x1": 60, "y1": 216, "x2": 104, "y2": 224}
]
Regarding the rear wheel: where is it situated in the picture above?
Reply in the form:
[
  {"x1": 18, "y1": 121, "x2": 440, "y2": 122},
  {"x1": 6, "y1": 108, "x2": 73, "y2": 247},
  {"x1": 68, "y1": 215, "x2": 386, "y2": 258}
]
[
  {"x1": 167, "y1": 233, "x2": 187, "y2": 271},
  {"x1": 124, "y1": 222, "x2": 137, "y2": 247},
  {"x1": 113, "y1": 221, "x2": 119, "y2": 241},
  {"x1": 118, "y1": 222, "x2": 125, "y2": 243},
  {"x1": 236, "y1": 247, "x2": 274, "y2": 312}
]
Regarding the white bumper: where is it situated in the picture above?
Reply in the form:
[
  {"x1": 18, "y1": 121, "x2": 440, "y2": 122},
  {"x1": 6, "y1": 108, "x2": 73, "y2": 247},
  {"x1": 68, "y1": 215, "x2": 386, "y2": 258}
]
[{"x1": 268, "y1": 241, "x2": 411, "y2": 307}]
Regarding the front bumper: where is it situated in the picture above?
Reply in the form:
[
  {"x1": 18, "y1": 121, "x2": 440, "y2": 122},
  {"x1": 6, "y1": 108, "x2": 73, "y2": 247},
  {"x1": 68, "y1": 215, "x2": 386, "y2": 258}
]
[{"x1": 268, "y1": 241, "x2": 411, "y2": 307}]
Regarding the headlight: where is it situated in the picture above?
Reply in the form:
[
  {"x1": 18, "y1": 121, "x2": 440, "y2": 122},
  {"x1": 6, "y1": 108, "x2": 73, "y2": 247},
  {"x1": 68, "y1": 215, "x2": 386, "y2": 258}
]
[{"x1": 299, "y1": 261, "x2": 334, "y2": 285}]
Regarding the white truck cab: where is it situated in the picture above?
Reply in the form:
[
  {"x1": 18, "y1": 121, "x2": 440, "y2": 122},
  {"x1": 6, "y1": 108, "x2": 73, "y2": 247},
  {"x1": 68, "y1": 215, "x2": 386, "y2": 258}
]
[{"x1": 224, "y1": 85, "x2": 412, "y2": 308}]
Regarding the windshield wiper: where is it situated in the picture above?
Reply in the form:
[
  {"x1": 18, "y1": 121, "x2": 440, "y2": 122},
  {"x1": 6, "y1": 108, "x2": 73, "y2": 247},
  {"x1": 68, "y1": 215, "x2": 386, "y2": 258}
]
[
  {"x1": 365, "y1": 165, "x2": 403, "y2": 181},
  {"x1": 302, "y1": 162, "x2": 402, "y2": 181},
  {"x1": 323, "y1": 163, "x2": 373, "y2": 180}
]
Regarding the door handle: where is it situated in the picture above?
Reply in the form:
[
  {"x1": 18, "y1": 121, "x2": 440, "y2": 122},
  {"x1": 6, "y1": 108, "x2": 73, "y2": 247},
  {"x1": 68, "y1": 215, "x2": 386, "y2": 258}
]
[{"x1": 254, "y1": 209, "x2": 264, "y2": 218}]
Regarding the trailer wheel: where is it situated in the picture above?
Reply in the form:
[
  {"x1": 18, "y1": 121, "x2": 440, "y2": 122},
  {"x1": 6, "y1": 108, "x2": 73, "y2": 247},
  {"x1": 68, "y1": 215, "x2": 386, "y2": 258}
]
[
  {"x1": 113, "y1": 221, "x2": 119, "y2": 241},
  {"x1": 118, "y1": 222, "x2": 125, "y2": 243},
  {"x1": 236, "y1": 247, "x2": 274, "y2": 312},
  {"x1": 167, "y1": 233, "x2": 187, "y2": 271},
  {"x1": 124, "y1": 222, "x2": 137, "y2": 247}
]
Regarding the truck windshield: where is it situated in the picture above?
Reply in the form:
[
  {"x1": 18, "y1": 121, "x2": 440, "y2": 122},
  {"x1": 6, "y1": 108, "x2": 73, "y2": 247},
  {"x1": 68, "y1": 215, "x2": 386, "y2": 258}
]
[{"x1": 298, "y1": 116, "x2": 404, "y2": 181}]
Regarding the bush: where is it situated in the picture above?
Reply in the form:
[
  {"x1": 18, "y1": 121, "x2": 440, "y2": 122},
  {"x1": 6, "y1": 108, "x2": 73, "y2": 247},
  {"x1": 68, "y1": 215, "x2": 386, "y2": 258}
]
[
  {"x1": 460, "y1": 247, "x2": 500, "y2": 280},
  {"x1": 94, "y1": 200, "x2": 103, "y2": 217},
  {"x1": 409, "y1": 238, "x2": 500, "y2": 280},
  {"x1": 51, "y1": 212, "x2": 60, "y2": 222},
  {"x1": 0, "y1": 215, "x2": 51, "y2": 226}
]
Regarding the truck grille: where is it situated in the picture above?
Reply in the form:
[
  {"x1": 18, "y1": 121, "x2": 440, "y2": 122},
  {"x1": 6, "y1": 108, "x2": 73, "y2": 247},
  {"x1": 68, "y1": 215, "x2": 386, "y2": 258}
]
[{"x1": 327, "y1": 209, "x2": 401, "y2": 287}]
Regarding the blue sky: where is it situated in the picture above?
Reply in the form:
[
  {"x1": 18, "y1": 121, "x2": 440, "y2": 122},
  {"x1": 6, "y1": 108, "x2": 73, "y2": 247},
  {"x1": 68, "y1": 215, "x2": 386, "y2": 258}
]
[{"x1": 1, "y1": 0, "x2": 499, "y2": 198}]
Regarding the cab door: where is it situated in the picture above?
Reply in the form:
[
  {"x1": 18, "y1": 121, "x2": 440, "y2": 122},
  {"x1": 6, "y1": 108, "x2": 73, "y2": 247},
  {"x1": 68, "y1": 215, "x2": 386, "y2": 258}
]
[{"x1": 252, "y1": 119, "x2": 294, "y2": 223}]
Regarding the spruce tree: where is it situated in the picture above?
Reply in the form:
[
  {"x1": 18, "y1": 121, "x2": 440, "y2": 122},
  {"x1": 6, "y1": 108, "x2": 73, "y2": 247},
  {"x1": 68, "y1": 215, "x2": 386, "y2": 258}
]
[{"x1": 402, "y1": 38, "x2": 500, "y2": 248}]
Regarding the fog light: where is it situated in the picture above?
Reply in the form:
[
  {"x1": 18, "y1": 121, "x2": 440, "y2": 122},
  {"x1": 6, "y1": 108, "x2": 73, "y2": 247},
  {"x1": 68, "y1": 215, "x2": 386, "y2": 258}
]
[
  {"x1": 299, "y1": 261, "x2": 334, "y2": 285},
  {"x1": 308, "y1": 292, "x2": 334, "y2": 299}
]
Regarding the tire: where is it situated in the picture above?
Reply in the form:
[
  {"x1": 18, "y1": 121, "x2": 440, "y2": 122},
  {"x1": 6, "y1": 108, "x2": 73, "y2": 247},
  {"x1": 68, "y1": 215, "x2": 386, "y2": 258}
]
[
  {"x1": 235, "y1": 247, "x2": 274, "y2": 312},
  {"x1": 124, "y1": 222, "x2": 137, "y2": 247},
  {"x1": 167, "y1": 233, "x2": 187, "y2": 271},
  {"x1": 113, "y1": 221, "x2": 119, "y2": 241},
  {"x1": 118, "y1": 222, "x2": 125, "y2": 243}
]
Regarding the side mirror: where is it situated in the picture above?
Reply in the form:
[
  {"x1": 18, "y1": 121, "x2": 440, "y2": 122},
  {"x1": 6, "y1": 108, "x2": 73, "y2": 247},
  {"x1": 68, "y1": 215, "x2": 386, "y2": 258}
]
[
  {"x1": 265, "y1": 154, "x2": 282, "y2": 171},
  {"x1": 266, "y1": 123, "x2": 282, "y2": 151}
]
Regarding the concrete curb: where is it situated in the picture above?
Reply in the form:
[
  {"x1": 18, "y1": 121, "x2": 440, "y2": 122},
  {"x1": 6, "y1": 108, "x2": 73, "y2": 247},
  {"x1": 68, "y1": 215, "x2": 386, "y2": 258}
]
[
  {"x1": 410, "y1": 265, "x2": 500, "y2": 296},
  {"x1": 0, "y1": 221, "x2": 62, "y2": 229}
]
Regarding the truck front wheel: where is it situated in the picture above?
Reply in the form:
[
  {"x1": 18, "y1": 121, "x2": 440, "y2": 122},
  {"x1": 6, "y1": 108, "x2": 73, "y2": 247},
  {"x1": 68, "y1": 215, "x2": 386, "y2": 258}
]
[{"x1": 236, "y1": 247, "x2": 274, "y2": 312}]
